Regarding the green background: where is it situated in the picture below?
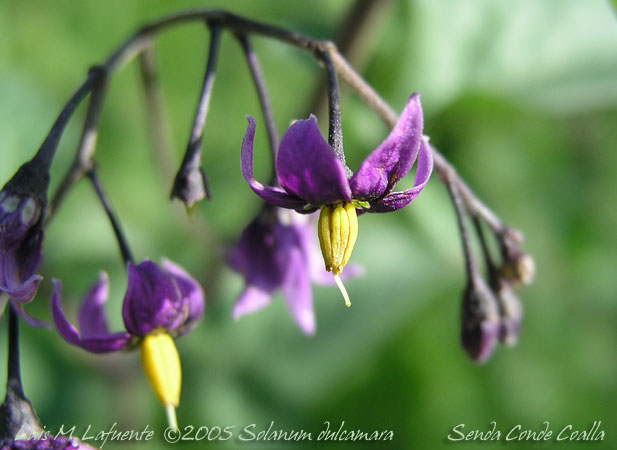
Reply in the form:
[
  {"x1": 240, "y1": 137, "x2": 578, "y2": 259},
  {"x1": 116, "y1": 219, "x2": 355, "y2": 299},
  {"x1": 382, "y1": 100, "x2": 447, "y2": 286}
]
[{"x1": 1, "y1": 0, "x2": 616, "y2": 448}]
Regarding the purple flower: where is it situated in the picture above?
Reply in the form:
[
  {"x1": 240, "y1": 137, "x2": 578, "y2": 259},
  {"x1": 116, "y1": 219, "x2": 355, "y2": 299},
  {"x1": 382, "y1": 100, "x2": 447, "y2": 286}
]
[
  {"x1": 50, "y1": 259, "x2": 204, "y2": 422},
  {"x1": 226, "y1": 207, "x2": 361, "y2": 335},
  {"x1": 51, "y1": 258, "x2": 203, "y2": 352},
  {"x1": 241, "y1": 94, "x2": 432, "y2": 304},
  {"x1": 0, "y1": 190, "x2": 45, "y2": 327}
]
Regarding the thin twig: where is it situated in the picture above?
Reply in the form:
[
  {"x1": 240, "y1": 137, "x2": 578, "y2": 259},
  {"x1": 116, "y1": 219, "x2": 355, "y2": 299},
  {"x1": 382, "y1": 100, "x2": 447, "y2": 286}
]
[
  {"x1": 174, "y1": 24, "x2": 221, "y2": 200},
  {"x1": 48, "y1": 68, "x2": 108, "y2": 221},
  {"x1": 6, "y1": 308, "x2": 23, "y2": 398},
  {"x1": 319, "y1": 50, "x2": 347, "y2": 171},
  {"x1": 31, "y1": 73, "x2": 99, "y2": 171},
  {"x1": 307, "y1": 0, "x2": 395, "y2": 116},
  {"x1": 86, "y1": 167, "x2": 134, "y2": 265},
  {"x1": 444, "y1": 175, "x2": 478, "y2": 281},
  {"x1": 40, "y1": 8, "x2": 509, "y2": 238}
]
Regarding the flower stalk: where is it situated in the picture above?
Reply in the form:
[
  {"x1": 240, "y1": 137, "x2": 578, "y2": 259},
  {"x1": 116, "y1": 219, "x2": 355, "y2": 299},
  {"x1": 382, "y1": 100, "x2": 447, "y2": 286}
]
[
  {"x1": 170, "y1": 23, "x2": 221, "y2": 208},
  {"x1": 86, "y1": 167, "x2": 134, "y2": 265},
  {"x1": 39, "y1": 9, "x2": 513, "y2": 245}
]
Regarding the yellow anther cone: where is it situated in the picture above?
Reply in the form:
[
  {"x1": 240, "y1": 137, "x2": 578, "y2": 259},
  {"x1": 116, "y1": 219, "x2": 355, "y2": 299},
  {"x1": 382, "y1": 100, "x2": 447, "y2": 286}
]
[
  {"x1": 140, "y1": 332, "x2": 182, "y2": 427},
  {"x1": 317, "y1": 203, "x2": 358, "y2": 306}
]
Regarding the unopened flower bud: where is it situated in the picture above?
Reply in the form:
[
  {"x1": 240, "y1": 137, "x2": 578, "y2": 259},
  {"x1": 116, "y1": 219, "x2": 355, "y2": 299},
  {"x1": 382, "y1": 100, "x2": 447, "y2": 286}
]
[
  {"x1": 461, "y1": 275, "x2": 501, "y2": 363},
  {"x1": 170, "y1": 157, "x2": 210, "y2": 212},
  {"x1": 501, "y1": 249, "x2": 535, "y2": 285}
]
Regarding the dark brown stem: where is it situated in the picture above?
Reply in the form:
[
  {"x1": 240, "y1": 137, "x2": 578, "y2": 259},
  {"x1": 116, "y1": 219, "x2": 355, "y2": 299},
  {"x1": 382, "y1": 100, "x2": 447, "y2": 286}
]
[
  {"x1": 236, "y1": 34, "x2": 279, "y2": 168},
  {"x1": 306, "y1": 0, "x2": 394, "y2": 116},
  {"x1": 31, "y1": 72, "x2": 99, "y2": 171},
  {"x1": 176, "y1": 24, "x2": 221, "y2": 199},
  {"x1": 444, "y1": 175, "x2": 478, "y2": 281},
  {"x1": 86, "y1": 167, "x2": 134, "y2": 265},
  {"x1": 48, "y1": 67, "x2": 108, "y2": 222},
  {"x1": 41, "y1": 8, "x2": 510, "y2": 239},
  {"x1": 319, "y1": 50, "x2": 347, "y2": 172}
]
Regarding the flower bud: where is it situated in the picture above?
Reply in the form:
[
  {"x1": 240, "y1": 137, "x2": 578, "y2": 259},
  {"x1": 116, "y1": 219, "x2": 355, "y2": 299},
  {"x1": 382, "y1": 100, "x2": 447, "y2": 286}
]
[
  {"x1": 501, "y1": 244, "x2": 535, "y2": 285},
  {"x1": 495, "y1": 280, "x2": 523, "y2": 346},
  {"x1": 460, "y1": 275, "x2": 501, "y2": 363},
  {"x1": 170, "y1": 161, "x2": 210, "y2": 212}
]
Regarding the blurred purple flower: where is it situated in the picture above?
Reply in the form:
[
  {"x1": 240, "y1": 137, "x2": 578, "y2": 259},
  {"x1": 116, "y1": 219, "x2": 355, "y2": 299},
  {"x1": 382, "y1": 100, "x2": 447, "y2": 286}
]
[
  {"x1": 226, "y1": 207, "x2": 361, "y2": 335},
  {"x1": 1, "y1": 436, "x2": 98, "y2": 450},
  {"x1": 50, "y1": 259, "x2": 204, "y2": 353}
]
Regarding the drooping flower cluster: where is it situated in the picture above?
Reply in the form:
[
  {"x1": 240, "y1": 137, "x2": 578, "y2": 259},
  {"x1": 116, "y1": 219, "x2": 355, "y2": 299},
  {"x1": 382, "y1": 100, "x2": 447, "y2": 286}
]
[
  {"x1": 240, "y1": 94, "x2": 433, "y2": 305},
  {"x1": 460, "y1": 230, "x2": 534, "y2": 363}
]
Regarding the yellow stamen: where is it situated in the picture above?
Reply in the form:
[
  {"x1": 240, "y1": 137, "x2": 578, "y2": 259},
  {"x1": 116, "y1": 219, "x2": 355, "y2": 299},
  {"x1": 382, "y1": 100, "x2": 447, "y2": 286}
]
[
  {"x1": 317, "y1": 203, "x2": 359, "y2": 306},
  {"x1": 318, "y1": 207, "x2": 333, "y2": 272},
  {"x1": 140, "y1": 332, "x2": 182, "y2": 424},
  {"x1": 342, "y1": 203, "x2": 358, "y2": 268}
]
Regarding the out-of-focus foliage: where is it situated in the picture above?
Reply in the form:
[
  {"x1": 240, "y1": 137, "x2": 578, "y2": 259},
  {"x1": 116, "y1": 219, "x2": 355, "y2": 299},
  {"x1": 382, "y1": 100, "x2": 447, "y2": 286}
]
[{"x1": 1, "y1": 0, "x2": 616, "y2": 449}]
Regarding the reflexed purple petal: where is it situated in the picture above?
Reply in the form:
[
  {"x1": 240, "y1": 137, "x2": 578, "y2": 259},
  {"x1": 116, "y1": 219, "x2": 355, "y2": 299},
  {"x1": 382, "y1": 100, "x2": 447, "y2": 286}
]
[
  {"x1": 281, "y1": 245, "x2": 315, "y2": 336},
  {"x1": 232, "y1": 285, "x2": 272, "y2": 319},
  {"x1": 349, "y1": 94, "x2": 423, "y2": 200},
  {"x1": 161, "y1": 258, "x2": 205, "y2": 335},
  {"x1": 122, "y1": 261, "x2": 187, "y2": 336},
  {"x1": 51, "y1": 279, "x2": 131, "y2": 354},
  {"x1": 1, "y1": 274, "x2": 42, "y2": 305},
  {"x1": 77, "y1": 272, "x2": 111, "y2": 338},
  {"x1": 277, "y1": 116, "x2": 352, "y2": 205},
  {"x1": 369, "y1": 137, "x2": 433, "y2": 213},
  {"x1": 241, "y1": 116, "x2": 309, "y2": 210}
]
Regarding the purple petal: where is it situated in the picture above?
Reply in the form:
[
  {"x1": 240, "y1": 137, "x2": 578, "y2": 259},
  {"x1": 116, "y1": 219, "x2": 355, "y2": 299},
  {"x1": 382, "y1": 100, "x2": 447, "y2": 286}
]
[
  {"x1": 232, "y1": 285, "x2": 272, "y2": 319},
  {"x1": 350, "y1": 94, "x2": 423, "y2": 200},
  {"x1": 122, "y1": 260, "x2": 187, "y2": 336},
  {"x1": 161, "y1": 258, "x2": 205, "y2": 336},
  {"x1": 241, "y1": 116, "x2": 309, "y2": 210},
  {"x1": 277, "y1": 116, "x2": 352, "y2": 205},
  {"x1": 281, "y1": 245, "x2": 316, "y2": 336},
  {"x1": 77, "y1": 272, "x2": 111, "y2": 338},
  {"x1": 369, "y1": 137, "x2": 433, "y2": 213},
  {"x1": 51, "y1": 279, "x2": 131, "y2": 353}
]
